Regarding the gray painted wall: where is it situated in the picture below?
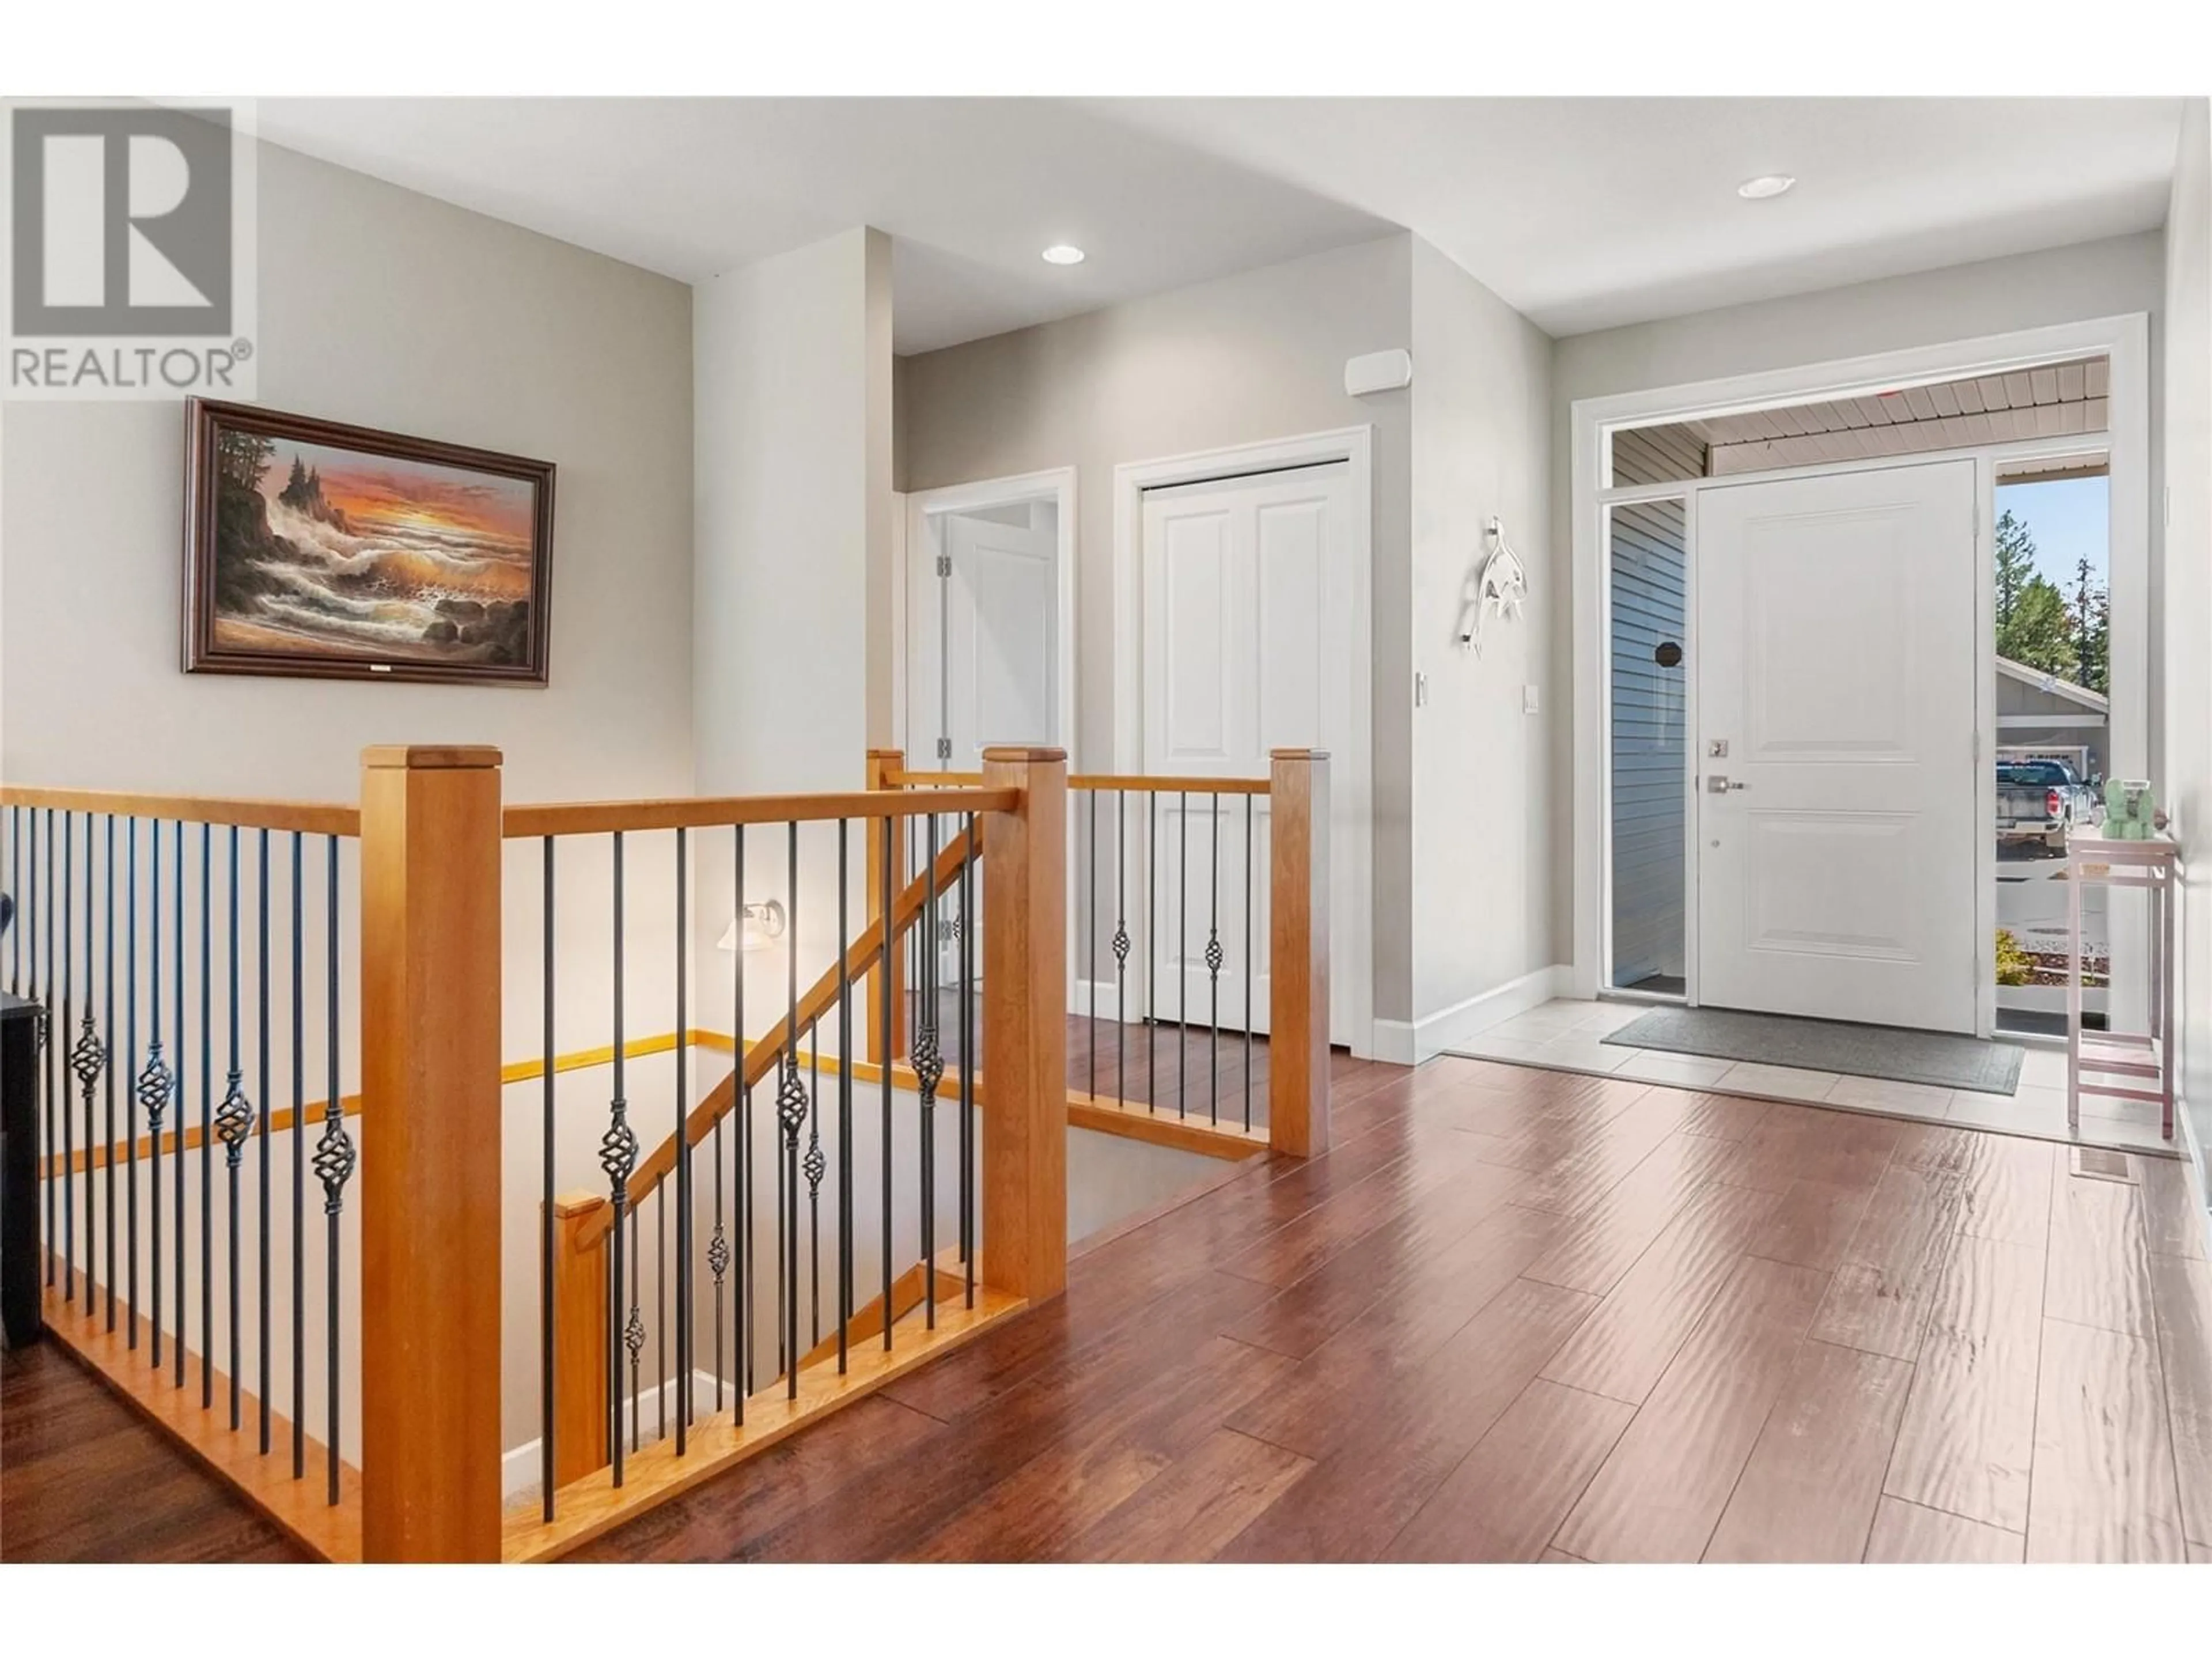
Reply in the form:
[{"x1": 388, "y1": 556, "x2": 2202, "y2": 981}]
[
  {"x1": 899, "y1": 234, "x2": 1419, "y2": 1022},
  {"x1": 1407, "y1": 240, "x2": 1558, "y2": 1033},
  {"x1": 1, "y1": 137, "x2": 697, "y2": 808}
]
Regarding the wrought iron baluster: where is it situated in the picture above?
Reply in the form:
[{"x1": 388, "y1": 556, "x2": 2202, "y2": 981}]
[
  {"x1": 835, "y1": 819, "x2": 852, "y2": 1373},
  {"x1": 1207, "y1": 793, "x2": 1222, "y2": 1127},
  {"x1": 879, "y1": 812, "x2": 894, "y2": 1350},
  {"x1": 778, "y1": 823, "x2": 805, "y2": 1400},
  {"x1": 316, "y1": 832, "x2": 354, "y2": 1506},
  {"x1": 103, "y1": 816, "x2": 117, "y2": 1330},
  {"x1": 915, "y1": 815, "x2": 941, "y2": 1332},
  {"x1": 626, "y1": 1207, "x2": 642, "y2": 1455},
  {"x1": 708, "y1": 842, "x2": 727, "y2": 1414},
  {"x1": 1088, "y1": 787, "x2": 1098, "y2": 1101},
  {"x1": 805, "y1": 1021, "x2": 823, "y2": 1349},
  {"x1": 39, "y1": 809, "x2": 52, "y2": 1290},
  {"x1": 200, "y1": 821, "x2": 213, "y2": 1407},
  {"x1": 257, "y1": 829, "x2": 271, "y2": 1451},
  {"x1": 60, "y1": 810, "x2": 74, "y2": 1303},
  {"x1": 141, "y1": 822, "x2": 175, "y2": 1369},
  {"x1": 1146, "y1": 795, "x2": 1156, "y2": 1117},
  {"x1": 959, "y1": 811, "x2": 976, "y2": 1310},
  {"x1": 290, "y1": 831, "x2": 304, "y2": 1476},
  {"x1": 673, "y1": 827, "x2": 688, "y2": 1452},
  {"x1": 1244, "y1": 793, "x2": 1255, "y2": 1132},
  {"x1": 1178, "y1": 790, "x2": 1188, "y2": 1120},
  {"x1": 1115, "y1": 792, "x2": 1128, "y2": 1111},
  {"x1": 172, "y1": 819, "x2": 184, "y2": 1389},
  {"x1": 124, "y1": 819, "x2": 139, "y2": 1345},
  {"x1": 215, "y1": 824, "x2": 256, "y2": 1429},
  {"x1": 655, "y1": 1188, "x2": 665, "y2": 1441},
  {"x1": 733, "y1": 825, "x2": 748, "y2": 1414},
  {"x1": 539, "y1": 834, "x2": 556, "y2": 1520},
  {"x1": 601, "y1": 831, "x2": 636, "y2": 1486}
]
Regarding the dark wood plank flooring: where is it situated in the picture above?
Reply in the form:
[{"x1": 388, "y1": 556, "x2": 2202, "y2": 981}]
[{"x1": 7, "y1": 1053, "x2": 2209, "y2": 1562}]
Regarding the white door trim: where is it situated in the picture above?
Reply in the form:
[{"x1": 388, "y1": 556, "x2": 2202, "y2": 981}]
[
  {"x1": 895, "y1": 467, "x2": 1078, "y2": 762},
  {"x1": 1111, "y1": 426, "x2": 1376, "y2": 1060},
  {"x1": 1573, "y1": 313, "x2": 2152, "y2": 1033},
  {"x1": 894, "y1": 465, "x2": 1078, "y2": 1005}
]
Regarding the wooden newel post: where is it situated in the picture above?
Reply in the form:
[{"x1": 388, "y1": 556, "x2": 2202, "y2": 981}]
[
  {"x1": 865, "y1": 748, "x2": 908, "y2": 1065},
  {"x1": 980, "y1": 746, "x2": 1068, "y2": 1304},
  {"x1": 547, "y1": 1192, "x2": 611, "y2": 1489},
  {"x1": 359, "y1": 744, "x2": 503, "y2": 1562},
  {"x1": 1269, "y1": 749, "x2": 1330, "y2": 1158}
]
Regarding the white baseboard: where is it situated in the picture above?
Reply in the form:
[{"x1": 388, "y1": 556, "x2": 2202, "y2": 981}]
[
  {"x1": 1073, "y1": 979, "x2": 1130, "y2": 1023},
  {"x1": 1373, "y1": 965, "x2": 1574, "y2": 1066},
  {"x1": 503, "y1": 1366, "x2": 725, "y2": 1498}
]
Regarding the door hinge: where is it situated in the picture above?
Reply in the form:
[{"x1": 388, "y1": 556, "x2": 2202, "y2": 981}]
[
  {"x1": 936, "y1": 553, "x2": 952, "y2": 579},
  {"x1": 935, "y1": 736, "x2": 952, "y2": 762}
]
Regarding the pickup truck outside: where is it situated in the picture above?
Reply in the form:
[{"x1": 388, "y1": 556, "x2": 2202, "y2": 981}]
[{"x1": 1996, "y1": 759, "x2": 2097, "y2": 853}]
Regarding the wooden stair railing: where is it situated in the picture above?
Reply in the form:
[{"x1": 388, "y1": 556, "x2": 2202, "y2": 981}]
[
  {"x1": 507, "y1": 746, "x2": 1069, "y2": 1560},
  {"x1": 870, "y1": 745, "x2": 1331, "y2": 1163},
  {"x1": 574, "y1": 823, "x2": 979, "y2": 1252}
]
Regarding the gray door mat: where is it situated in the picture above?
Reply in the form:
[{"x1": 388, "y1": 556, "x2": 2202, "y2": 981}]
[{"x1": 1603, "y1": 1005, "x2": 2025, "y2": 1096}]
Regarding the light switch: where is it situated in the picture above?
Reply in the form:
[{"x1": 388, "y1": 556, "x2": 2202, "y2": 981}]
[{"x1": 1522, "y1": 684, "x2": 1540, "y2": 715}]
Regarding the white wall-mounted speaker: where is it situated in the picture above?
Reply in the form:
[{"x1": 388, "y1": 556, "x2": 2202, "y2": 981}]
[{"x1": 1343, "y1": 348, "x2": 1412, "y2": 397}]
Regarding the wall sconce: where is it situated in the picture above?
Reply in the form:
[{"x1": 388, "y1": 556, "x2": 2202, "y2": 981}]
[{"x1": 715, "y1": 899, "x2": 787, "y2": 953}]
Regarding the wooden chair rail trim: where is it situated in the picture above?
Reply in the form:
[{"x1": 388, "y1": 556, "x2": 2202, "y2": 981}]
[
  {"x1": 579, "y1": 827, "x2": 979, "y2": 1248},
  {"x1": 39, "y1": 1271, "x2": 363, "y2": 1563},
  {"x1": 38, "y1": 1092, "x2": 365, "y2": 1180},
  {"x1": 0, "y1": 783, "x2": 360, "y2": 837},
  {"x1": 502, "y1": 1286, "x2": 1022, "y2": 1562},
  {"x1": 500, "y1": 786, "x2": 1018, "y2": 839}
]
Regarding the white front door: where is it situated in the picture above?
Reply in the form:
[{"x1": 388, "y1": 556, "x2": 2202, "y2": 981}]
[
  {"x1": 1696, "y1": 459, "x2": 1979, "y2": 1033},
  {"x1": 1140, "y1": 463, "x2": 1354, "y2": 1041}
]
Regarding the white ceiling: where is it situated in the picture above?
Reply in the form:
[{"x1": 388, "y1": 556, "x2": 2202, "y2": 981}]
[{"x1": 256, "y1": 97, "x2": 2184, "y2": 354}]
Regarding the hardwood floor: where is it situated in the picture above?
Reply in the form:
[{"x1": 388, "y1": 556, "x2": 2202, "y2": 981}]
[
  {"x1": 0, "y1": 1340, "x2": 307, "y2": 1563},
  {"x1": 6, "y1": 1053, "x2": 2209, "y2": 1563}
]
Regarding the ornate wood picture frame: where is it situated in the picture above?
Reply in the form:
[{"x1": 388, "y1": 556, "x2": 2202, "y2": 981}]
[{"x1": 183, "y1": 397, "x2": 555, "y2": 685}]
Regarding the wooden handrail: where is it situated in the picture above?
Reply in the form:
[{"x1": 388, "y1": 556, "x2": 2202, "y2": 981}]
[
  {"x1": 884, "y1": 767, "x2": 1270, "y2": 797},
  {"x1": 0, "y1": 782, "x2": 359, "y2": 836},
  {"x1": 1069, "y1": 772, "x2": 1268, "y2": 795},
  {"x1": 578, "y1": 824, "x2": 980, "y2": 1248},
  {"x1": 502, "y1": 786, "x2": 1016, "y2": 839}
]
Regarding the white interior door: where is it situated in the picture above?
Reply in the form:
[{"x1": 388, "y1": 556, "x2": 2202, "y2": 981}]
[
  {"x1": 1141, "y1": 463, "x2": 1354, "y2": 1041},
  {"x1": 912, "y1": 503, "x2": 1059, "y2": 982},
  {"x1": 938, "y1": 507, "x2": 1058, "y2": 768},
  {"x1": 1696, "y1": 459, "x2": 1979, "y2": 1033}
]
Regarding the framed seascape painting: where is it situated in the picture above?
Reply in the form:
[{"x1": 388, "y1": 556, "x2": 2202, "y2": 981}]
[{"x1": 183, "y1": 398, "x2": 555, "y2": 685}]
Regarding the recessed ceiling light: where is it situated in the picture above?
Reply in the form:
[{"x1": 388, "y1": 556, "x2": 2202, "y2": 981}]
[
  {"x1": 1041, "y1": 244, "x2": 1086, "y2": 266},
  {"x1": 1737, "y1": 174, "x2": 1796, "y2": 201}
]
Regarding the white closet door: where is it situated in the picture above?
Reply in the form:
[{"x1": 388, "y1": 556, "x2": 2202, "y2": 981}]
[{"x1": 1141, "y1": 463, "x2": 1351, "y2": 1043}]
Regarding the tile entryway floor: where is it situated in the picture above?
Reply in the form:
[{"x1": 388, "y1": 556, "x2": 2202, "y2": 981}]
[{"x1": 1452, "y1": 998, "x2": 2179, "y2": 1158}]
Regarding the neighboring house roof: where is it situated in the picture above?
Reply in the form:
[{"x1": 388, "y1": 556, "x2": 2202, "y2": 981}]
[{"x1": 1996, "y1": 654, "x2": 2109, "y2": 712}]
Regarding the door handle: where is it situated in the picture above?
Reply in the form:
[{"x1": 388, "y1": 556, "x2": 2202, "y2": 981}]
[{"x1": 1706, "y1": 776, "x2": 1748, "y2": 793}]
